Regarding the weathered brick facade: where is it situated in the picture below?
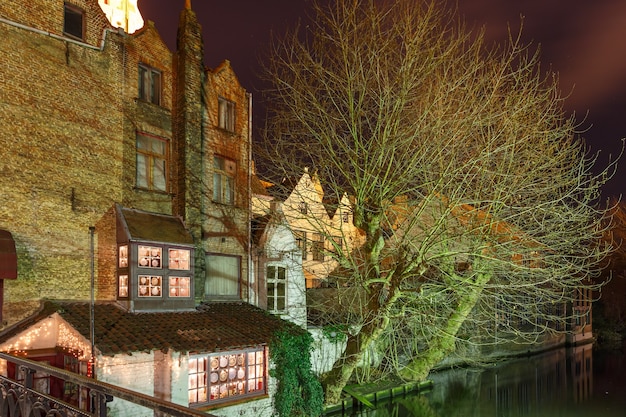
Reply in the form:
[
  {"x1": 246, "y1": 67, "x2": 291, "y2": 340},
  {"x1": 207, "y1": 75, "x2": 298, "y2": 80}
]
[{"x1": 0, "y1": 0, "x2": 252, "y2": 326}]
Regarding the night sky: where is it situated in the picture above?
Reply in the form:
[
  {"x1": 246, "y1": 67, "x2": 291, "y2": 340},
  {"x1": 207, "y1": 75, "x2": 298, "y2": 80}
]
[{"x1": 137, "y1": 0, "x2": 626, "y2": 199}]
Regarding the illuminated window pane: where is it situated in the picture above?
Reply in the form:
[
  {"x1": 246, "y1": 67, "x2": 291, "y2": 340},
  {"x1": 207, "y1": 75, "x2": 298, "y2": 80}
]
[
  {"x1": 138, "y1": 245, "x2": 162, "y2": 268},
  {"x1": 118, "y1": 245, "x2": 128, "y2": 268},
  {"x1": 118, "y1": 275, "x2": 128, "y2": 298},
  {"x1": 169, "y1": 249, "x2": 190, "y2": 270},
  {"x1": 138, "y1": 275, "x2": 162, "y2": 297},
  {"x1": 169, "y1": 277, "x2": 190, "y2": 297},
  {"x1": 190, "y1": 348, "x2": 265, "y2": 406}
]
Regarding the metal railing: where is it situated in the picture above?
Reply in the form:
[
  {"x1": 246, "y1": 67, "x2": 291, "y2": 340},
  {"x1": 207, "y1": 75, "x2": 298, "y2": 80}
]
[{"x1": 0, "y1": 352, "x2": 214, "y2": 417}]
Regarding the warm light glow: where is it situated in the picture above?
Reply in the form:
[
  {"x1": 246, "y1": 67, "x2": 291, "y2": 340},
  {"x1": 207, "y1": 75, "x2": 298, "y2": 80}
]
[
  {"x1": 0, "y1": 314, "x2": 92, "y2": 360},
  {"x1": 98, "y1": 0, "x2": 144, "y2": 34}
]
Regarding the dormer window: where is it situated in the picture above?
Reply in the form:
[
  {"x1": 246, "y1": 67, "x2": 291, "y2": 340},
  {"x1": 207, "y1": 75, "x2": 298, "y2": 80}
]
[
  {"x1": 116, "y1": 206, "x2": 195, "y2": 311},
  {"x1": 63, "y1": 3, "x2": 85, "y2": 40}
]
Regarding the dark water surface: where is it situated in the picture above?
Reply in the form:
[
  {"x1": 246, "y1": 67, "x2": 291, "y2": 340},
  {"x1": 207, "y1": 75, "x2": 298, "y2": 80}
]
[{"x1": 329, "y1": 342, "x2": 626, "y2": 416}]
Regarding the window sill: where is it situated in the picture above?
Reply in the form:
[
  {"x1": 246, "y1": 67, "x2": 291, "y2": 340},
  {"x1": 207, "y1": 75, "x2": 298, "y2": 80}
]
[{"x1": 194, "y1": 393, "x2": 269, "y2": 411}]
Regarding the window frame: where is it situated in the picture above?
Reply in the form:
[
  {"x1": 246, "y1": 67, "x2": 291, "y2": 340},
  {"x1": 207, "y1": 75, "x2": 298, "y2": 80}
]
[
  {"x1": 136, "y1": 133, "x2": 168, "y2": 192},
  {"x1": 266, "y1": 265, "x2": 287, "y2": 313},
  {"x1": 212, "y1": 155, "x2": 235, "y2": 205},
  {"x1": 188, "y1": 347, "x2": 267, "y2": 406},
  {"x1": 205, "y1": 253, "x2": 241, "y2": 298},
  {"x1": 63, "y1": 3, "x2": 85, "y2": 40},
  {"x1": 311, "y1": 233, "x2": 325, "y2": 262},
  {"x1": 218, "y1": 97, "x2": 235, "y2": 132},
  {"x1": 138, "y1": 63, "x2": 162, "y2": 105},
  {"x1": 294, "y1": 230, "x2": 307, "y2": 260}
]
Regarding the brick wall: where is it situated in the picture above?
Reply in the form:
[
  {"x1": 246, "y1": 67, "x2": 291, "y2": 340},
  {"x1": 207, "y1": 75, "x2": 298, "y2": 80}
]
[
  {"x1": 0, "y1": 1, "x2": 179, "y2": 325},
  {"x1": 0, "y1": 1, "x2": 255, "y2": 324}
]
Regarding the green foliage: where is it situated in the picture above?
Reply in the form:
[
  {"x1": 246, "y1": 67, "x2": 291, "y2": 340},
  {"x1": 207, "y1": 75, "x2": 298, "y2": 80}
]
[
  {"x1": 321, "y1": 324, "x2": 347, "y2": 344},
  {"x1": 270, "y1": 328, "x2": 324, "y2": 417}
]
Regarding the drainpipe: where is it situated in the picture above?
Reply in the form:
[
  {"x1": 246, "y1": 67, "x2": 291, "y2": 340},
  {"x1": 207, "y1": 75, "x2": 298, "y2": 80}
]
[
  {"x1": 247, "y1": 92, "x2": 254, "y2": 305},
  {"x1": 89, "y1": 226, "x2": 96, "y2": 378}
]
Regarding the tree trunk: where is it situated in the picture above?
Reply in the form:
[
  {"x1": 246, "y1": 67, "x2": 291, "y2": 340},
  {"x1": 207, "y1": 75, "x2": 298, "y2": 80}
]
[
  {"x1": 400, "y1": 275, "x2": 488, "y2": 381},
  {"x1": 321, "y1": 313, "x2": 389, "y2": 405}
]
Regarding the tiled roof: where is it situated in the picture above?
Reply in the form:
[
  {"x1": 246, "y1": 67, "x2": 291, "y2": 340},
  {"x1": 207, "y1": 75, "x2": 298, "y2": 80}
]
[{"x1": 0, "y1": 301, "x2": 299, "y2": 356}]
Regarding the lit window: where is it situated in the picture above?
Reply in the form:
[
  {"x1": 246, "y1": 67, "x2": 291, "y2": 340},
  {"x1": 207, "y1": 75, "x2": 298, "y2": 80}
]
[
  {"x1": 139, "y1": 275, "x2": 162, "y2": 297},
  {"x1": 64, "y1": 3, "x2": 84, "y2": 40},
  {"x1": 118, "y1": 275, "x2": 128, "y2": 298},
  {"x1": 213, "y1": 156, "x2": 235, "y2": 204},
  {"x1": 312, "y1": 233, "x2": 324, "y2": 261},
  {"x1": 294, "y1": 230, "x2": 307, "y2": 260},
  {"x1": 169, "y1": 277, "x2": 191, "y2": 297},
  {"x1": 169, "y1": 249, "x2": 190, "y2": 270},
  {"x1": 189, "y1": 348, "x2": 266, "y2": 406},
  {"x1": 138, "y1": 64, "x2": 161, "y2": 105},
  {"x1": 267, "y1": 266, "x2": 287, "y2": 313},
  {"x1": 118, "y1": 245, "x2": 128, "y2": 268},
  {"x1": 138, "y1": 245, "x2": 162, "y2": 268},
  {"x1": 218, "y1": 97, "x2": 235, "y2": 131},
  {"x1": 136, "y1": 133, "x2": 167, "y2": 192}
]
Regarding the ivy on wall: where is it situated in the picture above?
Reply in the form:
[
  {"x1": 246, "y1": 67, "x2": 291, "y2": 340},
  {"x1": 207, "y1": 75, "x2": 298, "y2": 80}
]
[{"x1": 270, "y1": 327, "x2": 324, "y2": 417}]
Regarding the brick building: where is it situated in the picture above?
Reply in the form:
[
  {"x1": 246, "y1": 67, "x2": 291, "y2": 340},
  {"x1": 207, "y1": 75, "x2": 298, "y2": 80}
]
[
  {"x1": 0, "y1": 0, "x2": 255, "y2": 321},
  {"x1": 0, "y1": 1, "x2": 299, "y2": 415}
]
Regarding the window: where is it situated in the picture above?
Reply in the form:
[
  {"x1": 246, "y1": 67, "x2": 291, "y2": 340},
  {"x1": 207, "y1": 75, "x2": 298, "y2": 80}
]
[
  {"x1": 139, "y1": 275, "x2": 162, "y2": 297},
  {"x1": 118, "y1": 245, "x2": 128, "y2": 268},
  {"x1": 138, "y1": 245, "x2": 162, "y2": 268},
  {"x1": 267, "y1": 266, "x2": 286, "y2": 313},
  {"x1": 64, "y1": 3, "x2": 84, "y2": 40},
  {"x1": 294, "y1": 231, "x2": 307, "y2": 260},
  {"x1": 298, "y1": 201, "x2": 308, "y2": 214},
  {"x1": 169, "y1": 277, "x2": 191, "y2": 297},
  {"x1": 118, "y1": 275, "x2": 129, "y2": 298},
  {"x1": 136, "y1": 133, "x2": 167, "y2": 192},
  {"x1": 189, "y1": 348, "x2": 266, "y2": 406},
  {"x1": 218, "y1": 97, "x2": 235, "y2": 131},
  {"x1": 213, "y1": 156, "x2": 235, "y2": 204},
  {"x1": 312, "y1": 233, "x2": 325, "y2": 261},
  {"x1": 138, "y1": 64, "x2": 162, "y2": 105},
  {"x1": 169, "y1": 249, "x2": 190, "y2": 270},
  {"x1": 206, "y1": 254, "x2": 240, "y2": 297}
]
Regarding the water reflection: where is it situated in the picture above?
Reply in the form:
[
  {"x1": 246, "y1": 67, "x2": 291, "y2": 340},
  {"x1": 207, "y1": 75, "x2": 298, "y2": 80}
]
[{"x1": 328, "y1": 343, "x2": 626, "y2": 416}]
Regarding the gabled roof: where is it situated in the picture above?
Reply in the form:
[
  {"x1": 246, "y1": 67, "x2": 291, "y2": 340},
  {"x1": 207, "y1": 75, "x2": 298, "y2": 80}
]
[{"x1": 0, "y1": 301, "x2": 297, "y2": 356}]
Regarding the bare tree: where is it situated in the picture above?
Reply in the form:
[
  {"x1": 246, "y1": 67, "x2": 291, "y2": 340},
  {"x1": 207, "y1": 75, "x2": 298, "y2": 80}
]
[{"x1": 258, "y1": 0, "x2": 616, "y2": 405}]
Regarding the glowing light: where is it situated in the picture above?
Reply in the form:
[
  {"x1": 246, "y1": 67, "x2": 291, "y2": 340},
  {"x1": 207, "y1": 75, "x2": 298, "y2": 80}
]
[
  {"x1": 0, "y1": 314, "x2": 92, "y2": 361},
  {"x1": 98, "y1": 0, "x2": 144, "y2": 34}
]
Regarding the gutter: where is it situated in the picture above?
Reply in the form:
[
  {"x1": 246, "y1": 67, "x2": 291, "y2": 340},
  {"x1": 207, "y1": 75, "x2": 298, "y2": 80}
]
[{"x1": 0, "y1": 16, "x2": 121, "y2": 51}]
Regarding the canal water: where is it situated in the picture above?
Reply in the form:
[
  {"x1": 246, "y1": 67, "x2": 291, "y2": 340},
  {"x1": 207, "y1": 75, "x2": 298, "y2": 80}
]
[{"x1": 327, "y1": 342, "x2": 626, "y2": 416}]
